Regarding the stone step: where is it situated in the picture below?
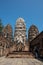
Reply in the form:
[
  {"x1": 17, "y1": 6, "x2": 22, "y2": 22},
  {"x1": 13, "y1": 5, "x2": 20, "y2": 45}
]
[
  {"x1": 7, "y1": 52, "x2": 35, "y2": 58},
  {"x1": 8, "y1": 55, "x2": 34, "y2": 58}
]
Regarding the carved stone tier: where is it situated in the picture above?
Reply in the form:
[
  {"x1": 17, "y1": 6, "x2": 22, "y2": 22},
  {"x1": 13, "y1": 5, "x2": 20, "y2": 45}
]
[{"x1": 7, "y1": 51, "x2": 34, "y2": 58}]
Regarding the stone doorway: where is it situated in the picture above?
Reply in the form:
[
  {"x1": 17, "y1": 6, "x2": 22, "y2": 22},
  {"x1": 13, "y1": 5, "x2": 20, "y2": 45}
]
[{"x1": 19, "y1": 48, "x2": 22, "y2": 51}]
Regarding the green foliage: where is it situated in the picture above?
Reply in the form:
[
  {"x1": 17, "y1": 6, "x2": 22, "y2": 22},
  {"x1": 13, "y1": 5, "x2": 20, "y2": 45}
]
[{"x1": 0, "y1": 19, "x2": 3, "y2": 32}]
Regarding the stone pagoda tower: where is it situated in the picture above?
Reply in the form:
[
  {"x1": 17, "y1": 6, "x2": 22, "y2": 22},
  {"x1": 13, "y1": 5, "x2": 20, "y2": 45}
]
[
  {"x1": 2, "y1": 24, "x2": 13, "y2": 47},
  {"x1": 2, "y1": 24, "x2": 13, "y2": 39},
  {"x1": 14, "y1": 18, "x2": 28, "y2": 51},
  {"x1": 28, "y1": 25, "x2": 39, "y2": 42}
]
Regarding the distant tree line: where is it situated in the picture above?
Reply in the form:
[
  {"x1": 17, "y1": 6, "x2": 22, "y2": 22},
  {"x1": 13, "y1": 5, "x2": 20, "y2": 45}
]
[{"x1": 0, "y1": 19, "x2": 3, "y2": 32}]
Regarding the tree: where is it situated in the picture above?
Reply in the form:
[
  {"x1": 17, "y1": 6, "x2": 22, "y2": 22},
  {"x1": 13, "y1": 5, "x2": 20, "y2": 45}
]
[{"x1": 0, "y1": 19, "x2": 3, "y2": 32}]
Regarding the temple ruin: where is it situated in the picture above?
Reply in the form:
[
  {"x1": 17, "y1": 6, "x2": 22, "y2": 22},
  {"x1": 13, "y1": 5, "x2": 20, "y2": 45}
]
[{"x1": 0, "y1": 17, "x2": 43, "y2": 58}]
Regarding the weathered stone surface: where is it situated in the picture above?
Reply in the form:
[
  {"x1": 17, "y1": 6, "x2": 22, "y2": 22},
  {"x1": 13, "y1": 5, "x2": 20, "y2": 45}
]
[
  {"x1": 0, "y1": 57, "x2": 43, "y2": 65},
  {"x1": 2, "y1": 24, "x2": 13, "y2": 38},
  {"x1": 7, "y1": 52, "x2": 34, "y2": 58},
  {"x1": 0, "y1": 18, "x2": 43, "y2": 58},
  {"x1": 14, "y1": 17, "x2": 28, "y2": 51},
  {"x1": 14, "y1": 18, "x2": 26, "y2": 44},
  {"x1": 28, "y1": 25, "x2": 39, "y2": 42}
]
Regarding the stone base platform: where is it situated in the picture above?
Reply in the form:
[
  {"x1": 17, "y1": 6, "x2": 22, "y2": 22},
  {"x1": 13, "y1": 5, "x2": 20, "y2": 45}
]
[
  {"x1": 7, "y1": 51, "x2": 34, "y2": 58},
  {"x1": 0, "y1": 57, "x2": 43, "y2": 65}
]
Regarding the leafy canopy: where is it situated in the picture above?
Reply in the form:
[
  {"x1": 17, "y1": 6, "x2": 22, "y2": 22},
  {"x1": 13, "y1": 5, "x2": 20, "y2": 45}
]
[{"x1": 0, "y1": 19, "x2": 3, "y2": 32}]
